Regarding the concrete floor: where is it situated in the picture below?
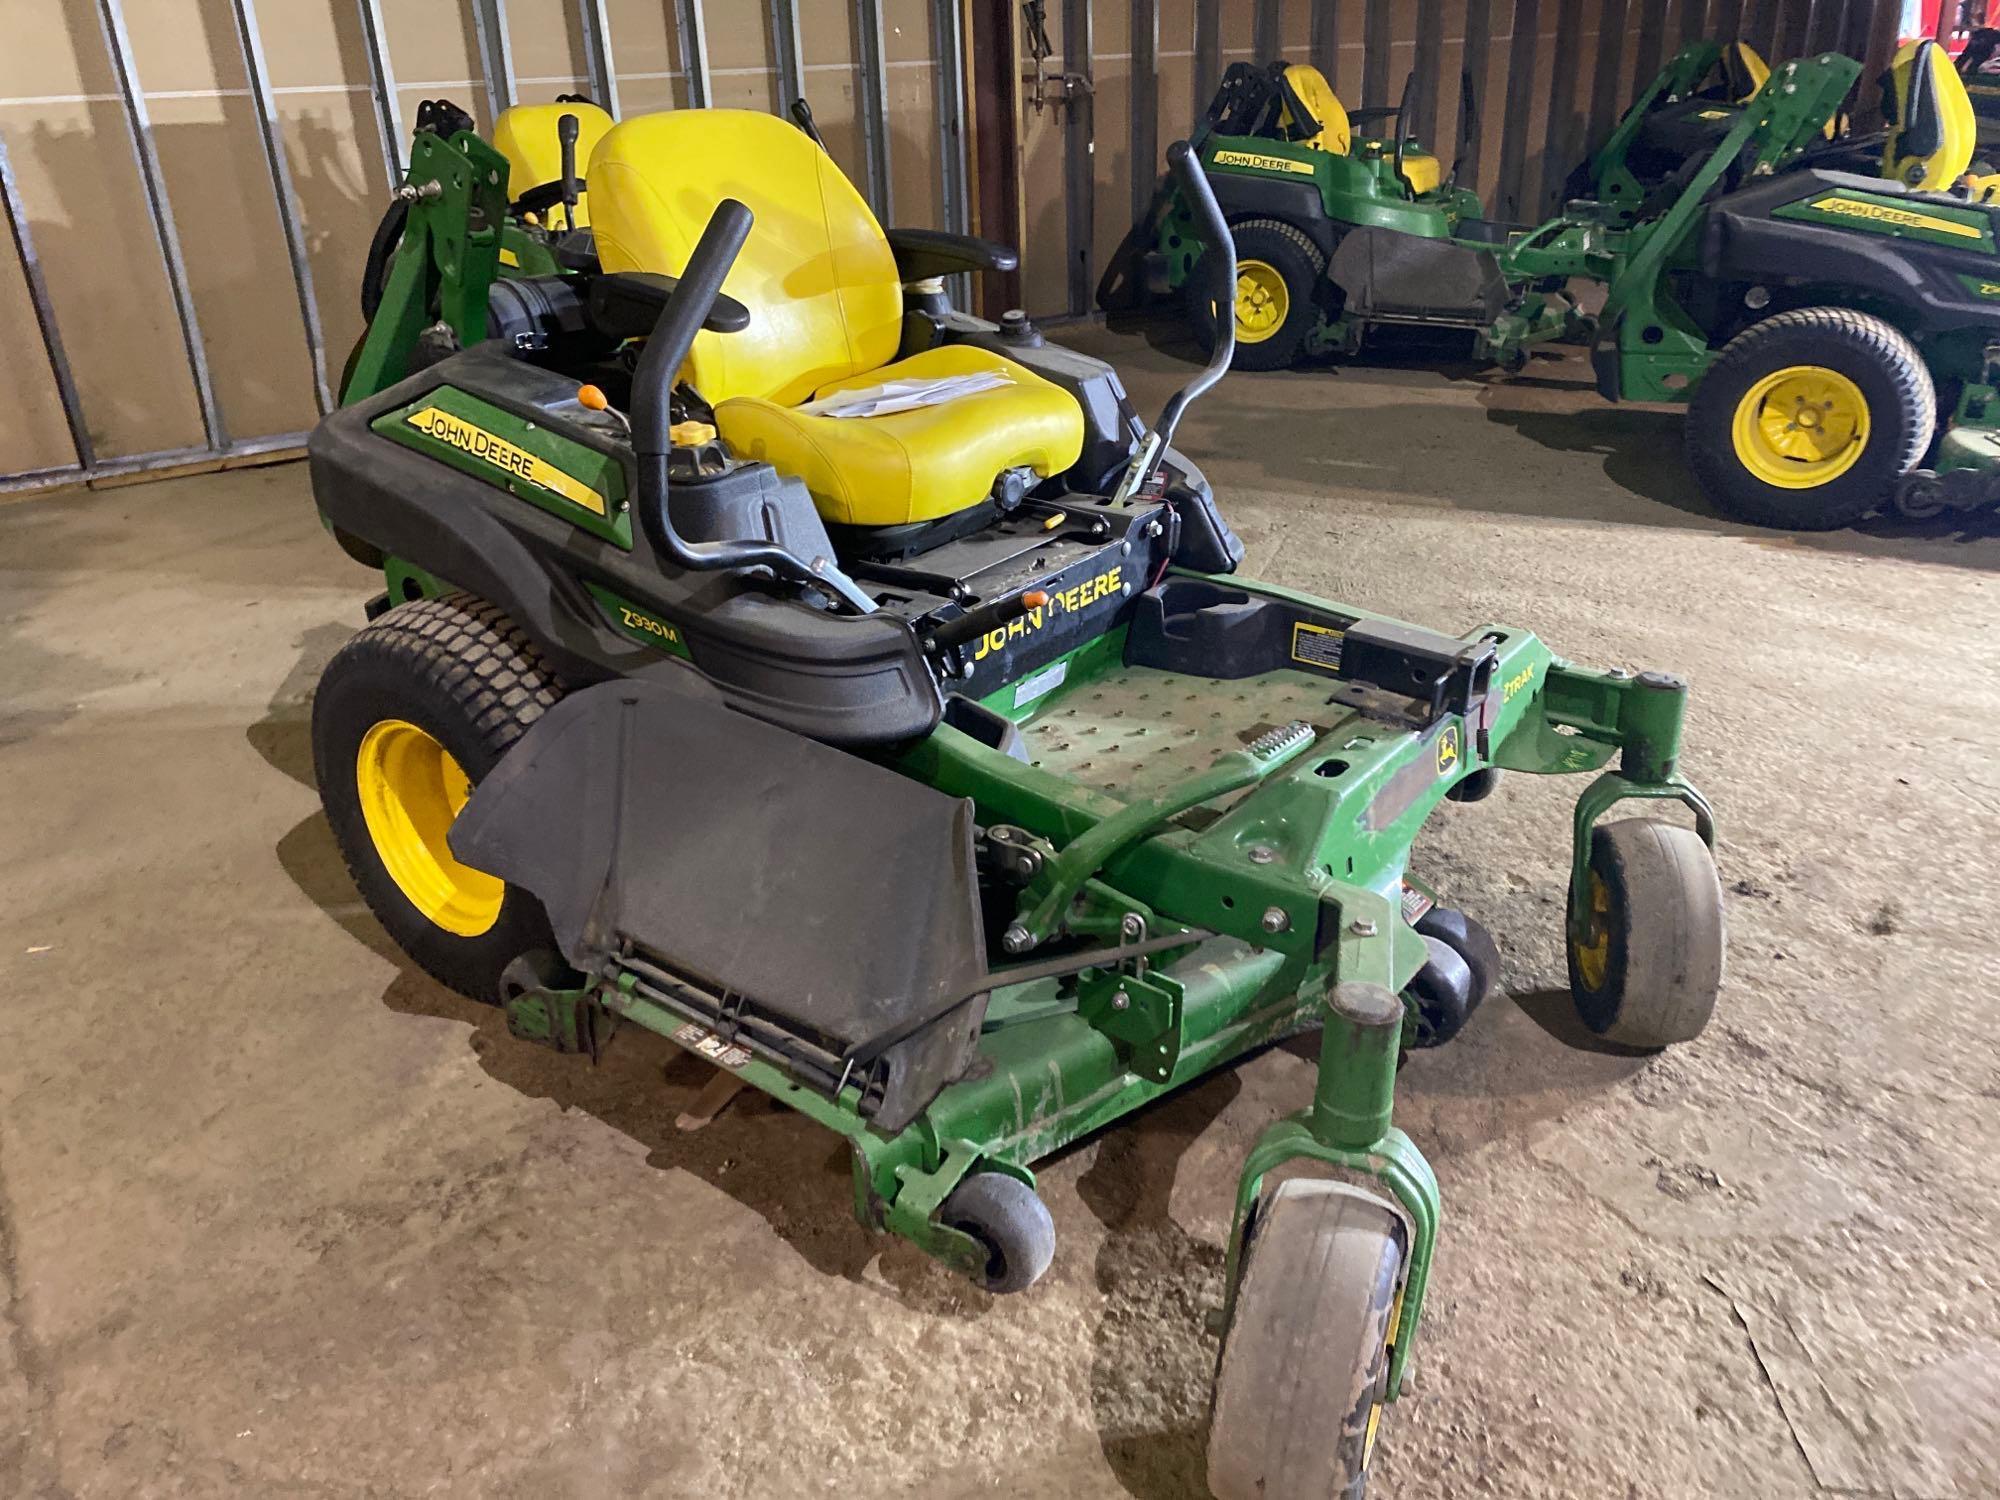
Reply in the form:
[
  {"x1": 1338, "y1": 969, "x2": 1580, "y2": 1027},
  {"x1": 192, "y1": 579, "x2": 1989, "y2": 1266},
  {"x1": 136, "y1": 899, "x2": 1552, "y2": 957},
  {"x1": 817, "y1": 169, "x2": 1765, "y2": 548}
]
[{"x1": 3, "y1": 328, "x2": 1998, "y2": 1499}]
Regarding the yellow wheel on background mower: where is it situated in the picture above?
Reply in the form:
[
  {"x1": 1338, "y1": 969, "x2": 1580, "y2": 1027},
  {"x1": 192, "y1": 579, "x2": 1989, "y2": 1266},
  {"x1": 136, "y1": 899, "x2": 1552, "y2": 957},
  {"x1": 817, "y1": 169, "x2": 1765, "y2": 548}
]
[
  {"x1": 312, "y1": 592, "x2": 567, "y2": 1002},
  {"x1": 1186, "y1": 218, "x2": 1325, "y2": 371},
  {"x1": 1235, "y1": 259, "x2": 1291, "y2": 345},
  {"x1": 1729, "y1": 365, "x2": 1870, "y2": 489},
  {"x1": 1685, "y1": 307, "x2": 1935, "y2": 530}
]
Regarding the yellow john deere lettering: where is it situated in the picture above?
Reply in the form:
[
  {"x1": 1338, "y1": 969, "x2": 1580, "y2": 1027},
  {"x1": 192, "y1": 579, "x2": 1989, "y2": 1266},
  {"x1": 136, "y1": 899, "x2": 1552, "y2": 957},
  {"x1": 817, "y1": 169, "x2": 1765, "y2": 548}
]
[
  {"x1": 1807, "y1": 196, "x2": 1983, "y2": 239},
  {"x1": 972, "y1": 566, "x2": 1124, "y2": 661},
  {"x1": 1212, "y1": 148, "x2": 1316, "y2": 177},
  {"x1": 406, "y1": 406, "x2": 607, "y2": 515}
]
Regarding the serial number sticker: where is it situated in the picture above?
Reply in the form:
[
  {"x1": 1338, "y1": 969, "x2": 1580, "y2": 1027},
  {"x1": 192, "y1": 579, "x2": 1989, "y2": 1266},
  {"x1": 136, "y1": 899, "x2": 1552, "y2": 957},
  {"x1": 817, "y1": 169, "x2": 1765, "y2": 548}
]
[
  {"x1": 1014, "y1": 659, "x2": 1069, "y2": 708},
  {"x1": 1290, "y1": 621, "x2": 1345, "y2": 671},
  {"x1": 672, "y1": 1022, "x2": 752, "y2": 1070}
]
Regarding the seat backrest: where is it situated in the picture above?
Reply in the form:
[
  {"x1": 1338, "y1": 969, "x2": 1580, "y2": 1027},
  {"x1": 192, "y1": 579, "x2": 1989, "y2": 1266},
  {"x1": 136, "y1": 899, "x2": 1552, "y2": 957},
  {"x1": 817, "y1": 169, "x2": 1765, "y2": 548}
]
[
  {"x1": 493, "y1": 102, "x2": 615, "y2": 226},
  {"x1": 587, "y1": 110, "x2": 903, "y2": 408},
  {"x1": 1883, "y1": 39, "x2": 1975, "y2": 191},
  {"x1": 1281, "y1": 64, "x2": 1351, "y2": 155},
  {"x1": 1722, "y1": 41, "x2": 1771, "y2": 104}
]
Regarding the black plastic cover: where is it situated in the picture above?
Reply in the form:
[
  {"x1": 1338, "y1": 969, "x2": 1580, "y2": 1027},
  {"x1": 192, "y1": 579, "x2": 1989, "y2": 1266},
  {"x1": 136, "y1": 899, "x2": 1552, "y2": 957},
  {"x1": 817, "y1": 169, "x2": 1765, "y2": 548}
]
[{"x1": 452, "y1": 678, "x2": 991, "y2": 1132}]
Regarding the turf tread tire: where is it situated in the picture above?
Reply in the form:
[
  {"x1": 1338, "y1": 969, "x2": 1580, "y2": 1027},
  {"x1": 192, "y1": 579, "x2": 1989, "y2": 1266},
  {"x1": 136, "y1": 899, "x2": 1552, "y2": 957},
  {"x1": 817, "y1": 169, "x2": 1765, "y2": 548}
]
[
  {"x1": 1685, "y1": 307, "x2": 1934, "y2": 531},
  {"x1": 312, "y1": 593, "x2": 566, "y2": 1004}
]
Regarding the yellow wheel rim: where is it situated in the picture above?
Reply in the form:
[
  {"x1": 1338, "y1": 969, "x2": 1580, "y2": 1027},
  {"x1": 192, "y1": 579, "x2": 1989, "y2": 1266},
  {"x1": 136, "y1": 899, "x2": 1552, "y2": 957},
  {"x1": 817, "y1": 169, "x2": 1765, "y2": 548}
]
[
  {"x1": 1572, "y1": 870, "x2": 1612, "y2": 993},
  {"x1": 1730, "y1": 364, "x2": 1870, "y2": 489},
  {"x1": 1234, "y1": 259, "x2": 1290, "y2": 344},
  {"x1": 355, "y1": 719, "x2": 503, "y2": 937},
  {"x1": 1362, "y1": 1282, "x2": 1407, "y2": 1471}
]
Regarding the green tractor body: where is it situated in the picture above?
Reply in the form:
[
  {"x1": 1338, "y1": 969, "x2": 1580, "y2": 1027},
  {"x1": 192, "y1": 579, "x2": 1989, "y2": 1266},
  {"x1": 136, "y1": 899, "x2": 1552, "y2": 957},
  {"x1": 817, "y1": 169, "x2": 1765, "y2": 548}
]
[{"x1": 314, "y1": 101, "x2": 1724, "y2": 1499}]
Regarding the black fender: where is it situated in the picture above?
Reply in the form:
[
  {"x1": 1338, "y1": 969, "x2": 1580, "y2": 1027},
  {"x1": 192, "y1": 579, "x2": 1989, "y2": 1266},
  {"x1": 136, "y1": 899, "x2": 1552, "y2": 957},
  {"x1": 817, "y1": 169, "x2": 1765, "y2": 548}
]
[{"x1": 1205, "y1": 170, "x2": 1339, "y2": 260}]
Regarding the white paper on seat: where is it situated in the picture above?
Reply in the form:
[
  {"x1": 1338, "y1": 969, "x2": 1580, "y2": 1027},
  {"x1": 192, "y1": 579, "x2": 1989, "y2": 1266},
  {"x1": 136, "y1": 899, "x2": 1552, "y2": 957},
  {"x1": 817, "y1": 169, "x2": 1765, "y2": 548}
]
[{"x1": 800, "y1": 371, "x2": 1011, "y2": 419}]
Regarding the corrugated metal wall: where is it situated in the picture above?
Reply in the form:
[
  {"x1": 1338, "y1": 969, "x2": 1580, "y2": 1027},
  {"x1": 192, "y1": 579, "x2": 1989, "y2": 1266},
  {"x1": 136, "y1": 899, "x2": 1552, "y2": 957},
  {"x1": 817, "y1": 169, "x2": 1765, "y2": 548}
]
[{"x1": 0, "y1": 0, "x2": 1905, "y2": 493}]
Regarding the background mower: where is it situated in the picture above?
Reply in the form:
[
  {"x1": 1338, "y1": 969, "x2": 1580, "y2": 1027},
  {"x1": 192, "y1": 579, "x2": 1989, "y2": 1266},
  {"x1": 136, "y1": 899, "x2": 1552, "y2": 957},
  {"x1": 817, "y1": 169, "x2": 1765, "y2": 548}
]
[
  {"x1": 1567, "y1": 38, "x2": 1784, "y2": 218},
  {"x1": 309, "y1": 100, "x2": 1724, "y2": 1499},
  {"x1": 1482, "y1": 40, "x2": 2000, "y2": 529},
  {"x1": 1101, "y1": 59, "x2": 1578, "y2": 371}
]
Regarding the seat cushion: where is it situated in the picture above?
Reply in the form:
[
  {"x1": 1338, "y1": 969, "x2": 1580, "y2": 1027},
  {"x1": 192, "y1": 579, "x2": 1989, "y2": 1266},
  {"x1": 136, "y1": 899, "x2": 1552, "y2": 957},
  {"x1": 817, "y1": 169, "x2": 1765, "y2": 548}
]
[
  {"x1": 1400, "y1": 150, "x2": 1443, "y2": 197},
  {"x1": 715, "y1": 346, "x2": 1086, "y2": 528}
]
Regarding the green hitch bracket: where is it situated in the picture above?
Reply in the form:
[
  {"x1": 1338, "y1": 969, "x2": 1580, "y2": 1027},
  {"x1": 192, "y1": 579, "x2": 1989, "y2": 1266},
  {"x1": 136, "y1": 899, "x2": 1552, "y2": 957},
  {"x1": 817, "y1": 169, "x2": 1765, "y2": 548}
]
[{"x1": 1005, "y1": 720, "x2": 1318, "y2": 950}]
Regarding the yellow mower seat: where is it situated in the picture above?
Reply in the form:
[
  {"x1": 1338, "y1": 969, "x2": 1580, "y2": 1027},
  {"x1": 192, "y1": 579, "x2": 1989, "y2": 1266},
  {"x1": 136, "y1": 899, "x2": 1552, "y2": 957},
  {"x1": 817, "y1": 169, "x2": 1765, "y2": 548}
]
[
  {"x1": 716, "y1": 345, "x2": 1086, "y2": 528},
  {"x1": 587, "y1": 109, "x2": 1083, "y2": 529},
  {"x1": 1278, "y1": 62, "x2": 1443, "y2": 195},
  {"x1": 493, "y1": 101, "x2": 614, "y2": 228},
  {"x1": 1883, "y1": 39, "x2": 1976, "y2": 191},
  {"x1": 1281, "y1": 63, "x2": 1351, "y2": 154}
]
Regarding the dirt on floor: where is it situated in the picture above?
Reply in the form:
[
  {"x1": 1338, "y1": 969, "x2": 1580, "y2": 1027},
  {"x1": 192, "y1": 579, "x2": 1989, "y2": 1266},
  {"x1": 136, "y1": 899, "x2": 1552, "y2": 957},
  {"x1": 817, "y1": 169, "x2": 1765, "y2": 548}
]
[{"x1": 1, "y1": 328, "x2": 1997, "y2": 1500}]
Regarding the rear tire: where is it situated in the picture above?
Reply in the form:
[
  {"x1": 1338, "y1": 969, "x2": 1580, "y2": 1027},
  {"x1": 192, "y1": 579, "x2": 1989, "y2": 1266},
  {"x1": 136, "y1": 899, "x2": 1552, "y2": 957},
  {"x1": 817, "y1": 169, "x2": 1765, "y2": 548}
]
[
  {"x1": 1209, "y1": 1180, "x2": 1406, "y2": 1500},
  {"x1": 312, "y1": 593, "x2": 567, "y2": 1003},
  {"x1": 1187, "y1": 218, "x2": 1326, "y2": 370},
  {"x1": 1685, "y1": 307, "x2": 1934, "y2": 530}
]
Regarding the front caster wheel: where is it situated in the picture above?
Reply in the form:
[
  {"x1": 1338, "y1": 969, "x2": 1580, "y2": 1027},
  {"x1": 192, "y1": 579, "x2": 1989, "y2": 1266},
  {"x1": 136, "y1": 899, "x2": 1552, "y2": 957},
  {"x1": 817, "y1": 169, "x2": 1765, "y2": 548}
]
[
  {"x1": 1566, "y1": 819, "x2": 1724, "y2": 1047},
  {"x1": 940, "y1": 1172, "x2": 1055, "y2": 1294},
  {"x1": 1209, "y1": 1180, "x2": 1406, "y2": 1500}
]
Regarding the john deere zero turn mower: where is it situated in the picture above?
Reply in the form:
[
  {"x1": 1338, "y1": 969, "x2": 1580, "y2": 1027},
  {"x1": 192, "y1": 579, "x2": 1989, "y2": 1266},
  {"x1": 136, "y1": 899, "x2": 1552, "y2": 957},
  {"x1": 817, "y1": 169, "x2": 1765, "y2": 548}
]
[
  {"x1": 1127, "y1": 60, "x2": 1582, "y2": 371},
  {"x1": 1479, "y1": 40, "x2": 2000, "y2": 529},
  {"x1": 1567, "y1": 39, "x2": 1779, "y2": 218},
  {"x1": 310, "y1": 102, "x2": 1723, "y2": 1497}
]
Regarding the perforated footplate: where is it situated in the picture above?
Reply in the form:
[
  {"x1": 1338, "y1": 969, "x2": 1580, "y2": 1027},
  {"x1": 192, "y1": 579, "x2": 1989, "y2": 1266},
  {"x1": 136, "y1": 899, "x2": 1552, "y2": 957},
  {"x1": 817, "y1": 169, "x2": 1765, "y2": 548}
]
[{"x1": 1020, "y1": 666, "x2": 1357, "y2": 801}]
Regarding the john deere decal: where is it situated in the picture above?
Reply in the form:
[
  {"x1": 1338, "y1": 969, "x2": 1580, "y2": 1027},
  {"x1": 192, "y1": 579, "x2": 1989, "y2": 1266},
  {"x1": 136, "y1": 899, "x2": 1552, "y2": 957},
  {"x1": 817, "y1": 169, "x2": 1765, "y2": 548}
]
[
  {"x1": 1212, "y1": 149, "x2": 1316, "y2": 177},
  {"x1": 404, "y1": 406, "x2": 608, "y2": 515},
  {"x1": 1804, "y1": 196, "x2": 1983, "y2": 240}
]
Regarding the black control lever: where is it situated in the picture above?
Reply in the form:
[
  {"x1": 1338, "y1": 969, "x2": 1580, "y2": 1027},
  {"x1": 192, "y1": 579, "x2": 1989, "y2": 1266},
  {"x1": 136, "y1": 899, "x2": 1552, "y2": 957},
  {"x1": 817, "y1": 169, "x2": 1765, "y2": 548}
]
[
  {"x1": 790, "y1": 98, "x2": 828, "y2": 150},
  {"x1": 631, "y1": 201, "x2": 877, "y2": 614},
  {"x1": 925, "y1": 588, "x2": 1051, "y2": 657},
  {"x1": 558, "y1": 113, "x2": 581, "y2": 229},
  {"x1": 1112, "y1": 140, "x2": 1235, "y2": 505}
]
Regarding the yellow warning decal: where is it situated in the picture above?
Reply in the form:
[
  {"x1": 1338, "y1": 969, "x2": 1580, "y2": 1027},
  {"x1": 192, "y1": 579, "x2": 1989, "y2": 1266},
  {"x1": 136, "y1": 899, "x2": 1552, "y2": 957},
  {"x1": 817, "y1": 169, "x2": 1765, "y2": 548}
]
[
  {"x1": 405, "y1": 406, "x2": 607, "y2": 515},
  {"x1": 1290, "y1": 620, "x2": 1344, "y2": 672},
  {"x1": 1213, "y1": 148, "x2": 1317, "y2": 177},
  {"x1": 498, "y1": 247, "x2": 521, "y2": 267},
  {"x1": 1436, "y1": 723, "x2": 1461, "y2": 776},
  {"x1": 1806, "y1": 196, "x2": 1984, "y2": 239}
]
